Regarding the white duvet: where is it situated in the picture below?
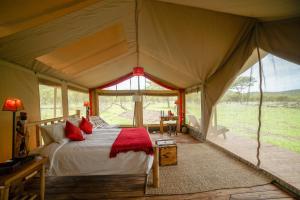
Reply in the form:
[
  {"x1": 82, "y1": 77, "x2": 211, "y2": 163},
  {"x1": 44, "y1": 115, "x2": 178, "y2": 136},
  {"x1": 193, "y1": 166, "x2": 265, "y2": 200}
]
[{"x1": 36, "y1": 128, "x2": 154, "y2": 176}]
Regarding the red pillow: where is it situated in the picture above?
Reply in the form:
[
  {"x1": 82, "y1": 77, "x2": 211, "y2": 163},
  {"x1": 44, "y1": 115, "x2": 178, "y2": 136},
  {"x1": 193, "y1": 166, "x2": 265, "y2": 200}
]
[
  {"x1": 65, "y1": 121, "x2": 85, "y2": 141},
  {"x1": 80, "y1": 117, "x2": 93, "y2": 134}
]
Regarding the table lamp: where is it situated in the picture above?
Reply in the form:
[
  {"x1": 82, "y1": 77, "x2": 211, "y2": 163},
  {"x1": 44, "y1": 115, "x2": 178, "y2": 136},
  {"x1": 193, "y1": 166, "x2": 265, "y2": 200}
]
[{"x1": 2, "y1": 98, "x2": 24, "y2": 160}]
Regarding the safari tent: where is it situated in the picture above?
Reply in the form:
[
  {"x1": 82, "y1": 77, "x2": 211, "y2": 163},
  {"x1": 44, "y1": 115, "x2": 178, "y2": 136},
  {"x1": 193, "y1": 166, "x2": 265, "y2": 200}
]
[{"x1": 0, "y1": 0, "x2": 300, "y2": 199}]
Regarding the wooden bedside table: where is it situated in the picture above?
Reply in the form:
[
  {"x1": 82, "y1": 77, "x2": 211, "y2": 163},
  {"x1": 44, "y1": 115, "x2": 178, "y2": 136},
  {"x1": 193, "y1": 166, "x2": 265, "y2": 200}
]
[{"x1": 0, "y1": 156, "x2": 47, "y2": 200}]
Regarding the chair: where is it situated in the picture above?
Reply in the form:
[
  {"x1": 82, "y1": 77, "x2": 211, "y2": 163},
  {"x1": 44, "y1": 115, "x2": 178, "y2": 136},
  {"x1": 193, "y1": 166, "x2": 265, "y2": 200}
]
[
  {"x1": 209, "y1": 125, "x2": 229, "y2": 139},
  {"x1": 187, "y1": 115, "x2": 201, "y2": 130}
]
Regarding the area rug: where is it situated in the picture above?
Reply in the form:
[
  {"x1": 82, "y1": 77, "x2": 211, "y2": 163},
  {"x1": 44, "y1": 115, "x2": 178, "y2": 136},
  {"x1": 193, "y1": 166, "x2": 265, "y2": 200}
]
[{"x1": 146, "y1": 143, "x2": 271, "y2": 195}]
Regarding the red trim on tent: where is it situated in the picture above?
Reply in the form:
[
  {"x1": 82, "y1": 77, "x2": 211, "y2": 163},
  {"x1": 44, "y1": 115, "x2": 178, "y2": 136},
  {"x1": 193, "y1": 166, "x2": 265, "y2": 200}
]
[
  {"x1": 178, "y1": 89, "x2": 184, "y2": 127},
  {"x1": 96, "y1": 73, "x2": 133, "y2": 90},
  {"x1": 89, "y1": 89, "x2": 93, "y2": 115},
  {"x1": 94, "y1": 71, "x2": 180, "y2": 91},
  {"x1": 144, "y1": 72, "x2": 178, "y2": 90}
]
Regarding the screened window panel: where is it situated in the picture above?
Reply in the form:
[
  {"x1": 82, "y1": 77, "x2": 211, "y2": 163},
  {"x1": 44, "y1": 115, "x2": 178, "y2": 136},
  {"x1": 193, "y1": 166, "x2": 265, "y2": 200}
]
[
  {"x1": 143, "y1": 95, "x2": 177, "y2": 124},
  {"x1": 208, "y1": 61, "x2": 260, "y2": 165},
  {"x1": 103, "y1": 76, "x2": 168, "y2": 91},
  {"x1": 260, "y1": 54, "x2": 300, "y2": 185},
  {"x1": 99, "y1": 95, "x2": 134, "y2": 125},
  {"x1": 68, "y1": 89, "x2": 89, "y2": 116},
  {"x1": 185, "y1": 92, "x2": 201, "y2": 130},
  {"x1": 39, "y1": 84, "x2": 62, "y2": 120}
]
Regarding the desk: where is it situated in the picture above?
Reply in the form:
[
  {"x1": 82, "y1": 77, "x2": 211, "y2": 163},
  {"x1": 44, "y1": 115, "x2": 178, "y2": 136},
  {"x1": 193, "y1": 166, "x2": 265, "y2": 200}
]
[
  {"x1": 0, "y1": 157, "x2": 47, "y2": 200},
  {"x1": 160, "y1": 116, "x2": 180, "y2": 133}
]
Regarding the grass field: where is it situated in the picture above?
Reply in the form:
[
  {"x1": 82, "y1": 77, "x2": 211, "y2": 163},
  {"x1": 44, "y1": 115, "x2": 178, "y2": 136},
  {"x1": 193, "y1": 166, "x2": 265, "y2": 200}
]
[
  {"x1": 214, "y1": 102, "x2": 300, "y2": 153},
  {"x1": 177, "y1": 100, "x2": 300, "y2": 153}
]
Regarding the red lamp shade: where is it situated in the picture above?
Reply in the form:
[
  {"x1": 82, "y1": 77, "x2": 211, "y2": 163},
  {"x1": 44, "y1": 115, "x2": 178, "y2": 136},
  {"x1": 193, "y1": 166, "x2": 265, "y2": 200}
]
[
  {"x1": 133, "y1": 66, "x2": 144, "y2": 76},
  {"x1": 2, "y1": 98, "x2": 24, "y2": 112},
  {"x1": 83, "y1": 101, "x2": 89, "y2": 107}
]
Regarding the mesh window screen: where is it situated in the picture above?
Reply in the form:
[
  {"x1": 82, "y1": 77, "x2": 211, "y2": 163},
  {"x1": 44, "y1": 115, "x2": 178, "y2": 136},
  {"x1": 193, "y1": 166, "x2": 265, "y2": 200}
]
[
  {"x1": 185, "y1": 91, "x2": 201, "y2": 130},
  {"x1": 260, "y1": 54, "x2": 300, "y2": 186},
  {"x1": 68, "y1": 89, "x2": 89, "y2": 116},
  {"x1": 39, "y1": 84, "x2": 62, "y2": 120},
  {"x1": 99, "y1": 95, "x2": 134, "y2": 125},
  {"x1": 143, "y1": 95, "x2": 177, "y2": 124}
]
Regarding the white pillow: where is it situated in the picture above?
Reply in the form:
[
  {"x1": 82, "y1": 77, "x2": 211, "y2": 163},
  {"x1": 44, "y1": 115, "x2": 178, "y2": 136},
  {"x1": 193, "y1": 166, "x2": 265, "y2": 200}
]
[
  {"x1": 90, "y1": 116, "x2": 109, "y2": 128},
  {"x1": 40, "y1": 123, "x2": 66, "y2": 144},
  {"x1": 40, "y1": 126, "x2": 54, "y2": 145}
]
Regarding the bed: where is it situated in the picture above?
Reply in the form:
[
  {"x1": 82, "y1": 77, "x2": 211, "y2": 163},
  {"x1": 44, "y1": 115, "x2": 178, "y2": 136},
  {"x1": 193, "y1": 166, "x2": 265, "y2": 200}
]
[{"x1": 25, "y1": 112, "x2": 159, "y2": 187}]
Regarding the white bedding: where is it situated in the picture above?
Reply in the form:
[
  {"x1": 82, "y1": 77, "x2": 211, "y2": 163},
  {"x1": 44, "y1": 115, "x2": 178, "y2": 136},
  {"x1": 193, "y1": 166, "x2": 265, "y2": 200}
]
[{"x1": 36, "y1": 128, "x2": 154, "y2": 176}]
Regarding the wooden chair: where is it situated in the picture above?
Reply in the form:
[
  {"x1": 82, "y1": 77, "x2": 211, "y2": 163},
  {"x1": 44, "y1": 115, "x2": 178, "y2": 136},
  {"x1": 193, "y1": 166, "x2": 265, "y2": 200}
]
[
  {"x1": 187, "y1": 115, "x2": 201, "y2": 130},
  {"x1": 209, "y1": 125, "x2": 229, "y2": 139}
]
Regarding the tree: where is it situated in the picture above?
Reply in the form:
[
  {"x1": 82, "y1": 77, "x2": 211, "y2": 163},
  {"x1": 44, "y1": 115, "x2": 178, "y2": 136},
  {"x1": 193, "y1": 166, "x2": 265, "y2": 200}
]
[{"x1": 231, "y1": 76, "x2": 256, "y2": 103}]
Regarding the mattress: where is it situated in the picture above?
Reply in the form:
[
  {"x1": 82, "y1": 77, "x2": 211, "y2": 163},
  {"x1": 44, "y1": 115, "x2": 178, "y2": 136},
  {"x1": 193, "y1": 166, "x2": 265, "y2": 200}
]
[{"x1": 36, "y1": 127, "x2": 154, "y2": 176}]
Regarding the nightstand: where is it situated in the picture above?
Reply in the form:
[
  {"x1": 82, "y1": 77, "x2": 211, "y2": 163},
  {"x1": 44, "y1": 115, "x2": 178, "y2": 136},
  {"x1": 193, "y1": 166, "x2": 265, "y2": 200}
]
[{"x1": 0, "y1": 156, "x2": 47, "y2": 200}]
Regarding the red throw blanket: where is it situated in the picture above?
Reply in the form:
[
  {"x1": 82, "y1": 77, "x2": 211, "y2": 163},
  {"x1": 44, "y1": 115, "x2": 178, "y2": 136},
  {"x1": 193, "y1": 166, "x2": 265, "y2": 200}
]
[{"x1": 110, "y1": 128, "x2": 153, "y2": 158}]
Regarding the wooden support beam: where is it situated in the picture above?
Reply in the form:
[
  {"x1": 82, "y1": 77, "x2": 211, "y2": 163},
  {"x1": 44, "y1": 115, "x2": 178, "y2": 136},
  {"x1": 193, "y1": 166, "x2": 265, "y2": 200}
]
[{"x1": 152, "y1": 146, "x2": 159, "y2": 188}]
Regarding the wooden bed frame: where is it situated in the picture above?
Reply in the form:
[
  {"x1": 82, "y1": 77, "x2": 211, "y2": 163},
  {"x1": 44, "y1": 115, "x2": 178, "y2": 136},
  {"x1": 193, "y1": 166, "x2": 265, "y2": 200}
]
[{"x1": 25, "y1": 110, "x2": 159, "y2": 188}]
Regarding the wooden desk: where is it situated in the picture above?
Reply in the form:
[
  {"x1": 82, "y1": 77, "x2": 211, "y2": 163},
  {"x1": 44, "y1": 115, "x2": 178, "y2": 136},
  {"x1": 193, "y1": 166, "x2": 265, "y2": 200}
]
[
  {"x1": 160, "y1": 116, "x2": 180, "y2": 133},
  {"x1": 0, "y1": 157, "x2": 47, "y2": 200}
]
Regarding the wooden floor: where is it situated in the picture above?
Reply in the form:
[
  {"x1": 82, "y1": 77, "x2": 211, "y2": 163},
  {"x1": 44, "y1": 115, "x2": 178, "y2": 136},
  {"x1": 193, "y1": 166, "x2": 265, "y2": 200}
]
[
  {"x1": 25, "y1": 175, "x2": 297, "y2": 200},
  {"x1": 24, "y1": 133, "x2": 298, "y2": 200},
  {"x1": 207, "y1": 133, "x2": 300, "y2": 192}
]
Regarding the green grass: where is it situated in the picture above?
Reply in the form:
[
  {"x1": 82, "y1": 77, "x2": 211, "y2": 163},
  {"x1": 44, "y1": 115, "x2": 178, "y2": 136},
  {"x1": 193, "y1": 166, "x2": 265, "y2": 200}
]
[{"x1": 216, "y1": 102, "x2": 300, "y2": 153}]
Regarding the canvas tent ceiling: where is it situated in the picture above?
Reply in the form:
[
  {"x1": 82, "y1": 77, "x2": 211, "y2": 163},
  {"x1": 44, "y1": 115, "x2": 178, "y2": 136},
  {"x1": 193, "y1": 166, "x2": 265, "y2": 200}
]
[
  {"x1": 0, "y1": 0, "x2": 299, "y2": 89},
  {"x1": 159, "y1": 0, "x2": 300, "y2": 21}
]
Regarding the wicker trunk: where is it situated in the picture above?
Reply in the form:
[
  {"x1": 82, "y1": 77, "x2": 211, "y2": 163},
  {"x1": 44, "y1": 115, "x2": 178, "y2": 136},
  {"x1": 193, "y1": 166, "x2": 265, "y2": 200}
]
[{"x1": 159, "y1": 144, "x2": 177, "y2": 166}]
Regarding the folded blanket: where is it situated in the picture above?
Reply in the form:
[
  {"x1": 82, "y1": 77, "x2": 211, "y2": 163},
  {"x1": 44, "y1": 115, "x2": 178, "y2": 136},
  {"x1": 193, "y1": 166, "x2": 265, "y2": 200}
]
[{"x1": 110, "y1": 127, "x2": 153, "y2": 158}]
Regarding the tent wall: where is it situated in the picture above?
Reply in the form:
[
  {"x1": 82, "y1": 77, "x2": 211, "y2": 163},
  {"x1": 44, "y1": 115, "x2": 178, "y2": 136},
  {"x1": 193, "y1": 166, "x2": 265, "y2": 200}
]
[
  {"x1": 0, "y1": 59, "x2": 40, "y2": 162},
  {"x1": 257, "y1": 17, "x2": 300, "y2": 65}
]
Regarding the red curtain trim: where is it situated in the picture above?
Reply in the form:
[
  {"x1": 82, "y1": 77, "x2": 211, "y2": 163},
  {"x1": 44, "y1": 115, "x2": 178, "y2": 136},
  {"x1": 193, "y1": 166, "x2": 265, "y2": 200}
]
[
  {"x1": 96, "y1": 73, "x2": 133, "y2": 90},
  {"x1": 178, "y1": 89, "x2": 184, "y2": 126}
]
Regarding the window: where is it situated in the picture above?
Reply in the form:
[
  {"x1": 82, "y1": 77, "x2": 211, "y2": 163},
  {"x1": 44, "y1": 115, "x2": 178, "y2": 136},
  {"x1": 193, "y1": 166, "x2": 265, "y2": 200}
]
[
  {"x1": 68, "y1": 89, "x2": 89, "y2": 116},
  {"x1": 39, "y1": 84, "x2": 62, "y2": 120},
  {"x1": 185, "y1": 91, "x2": 201, "y2": 130},
  {"x1": 99, "y1": 95, "x2": 134, "y2": 125},
  {"x1": 143, "y1": 96, "x2": 178, "y2": 124},
  {"x1": 103, "y1": 77, "x2": 168, "y2": 91}
]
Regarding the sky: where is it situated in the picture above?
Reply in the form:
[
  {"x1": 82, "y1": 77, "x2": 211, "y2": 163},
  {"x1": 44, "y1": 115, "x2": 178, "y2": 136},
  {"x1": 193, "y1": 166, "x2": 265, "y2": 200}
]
[{"x1": 240, "y1": 54, "x2": 300, "y2": 92}]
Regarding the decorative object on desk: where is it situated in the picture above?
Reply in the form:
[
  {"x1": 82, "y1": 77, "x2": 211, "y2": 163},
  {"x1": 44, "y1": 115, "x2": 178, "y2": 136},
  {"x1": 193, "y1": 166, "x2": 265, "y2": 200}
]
[
  {"x1": 168, "y1": 110, "x2": 174, "y2": 117},
  {"x1": 83, "y1": 101, "x2": 90, "y2": 119},
  {"x1": 16, "y1": 112, "x2": 28, "y2": 158},
  {"x1": 2, "y1": 98, "x2": 24, "y2": 160}
]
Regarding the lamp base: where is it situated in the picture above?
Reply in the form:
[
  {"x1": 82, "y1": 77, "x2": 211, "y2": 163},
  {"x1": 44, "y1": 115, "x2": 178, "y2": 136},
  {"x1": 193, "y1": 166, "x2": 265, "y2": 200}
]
[{"x1": 0, "y1": 155, "x2": 36, "y2": 175}]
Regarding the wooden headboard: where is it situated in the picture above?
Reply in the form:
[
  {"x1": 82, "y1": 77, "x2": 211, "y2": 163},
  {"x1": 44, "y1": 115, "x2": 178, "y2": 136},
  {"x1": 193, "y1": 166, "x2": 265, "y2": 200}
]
[{"x1": 25, "y1": 110, "x2": 81, "y2": 148}]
